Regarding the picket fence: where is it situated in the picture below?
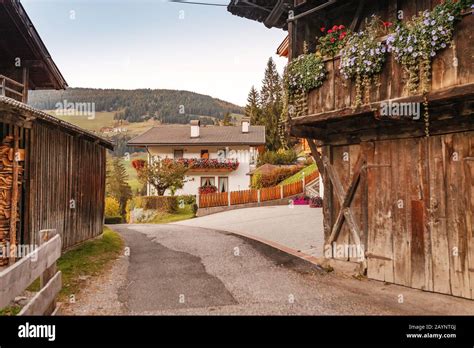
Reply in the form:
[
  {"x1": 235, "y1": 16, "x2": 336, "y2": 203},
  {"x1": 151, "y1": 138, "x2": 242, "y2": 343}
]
[{"x1": 199, "y1": 170, "x2": 319, "y2": 208}]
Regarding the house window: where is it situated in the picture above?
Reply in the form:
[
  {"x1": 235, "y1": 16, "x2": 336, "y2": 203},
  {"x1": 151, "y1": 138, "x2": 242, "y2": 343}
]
[
  {"x1": 174, "y1": 150, "x2": 184, "y2": 159},
  {"x1": 218, "y1": 177, "x2": 229, "y2": 193},
  {"x1": 201, "y1": 149, "x2": 209, "y2": 159},
  {"x1": 201, "y1": 177, "x2": 215, "y2": 187}
]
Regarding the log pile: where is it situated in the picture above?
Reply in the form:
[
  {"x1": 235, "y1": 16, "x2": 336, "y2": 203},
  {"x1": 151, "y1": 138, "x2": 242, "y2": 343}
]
[{"x1": 0, "y1": 136, "x2": 24, "y2": 266}]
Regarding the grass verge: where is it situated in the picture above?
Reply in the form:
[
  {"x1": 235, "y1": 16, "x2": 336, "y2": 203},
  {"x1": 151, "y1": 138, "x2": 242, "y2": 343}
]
[
  {"x1": 0, "y1": 227, "x2": 123, "y2": 315},
  {"x1": 280, "y1": 163, "x2": 317, "y2": 186}
]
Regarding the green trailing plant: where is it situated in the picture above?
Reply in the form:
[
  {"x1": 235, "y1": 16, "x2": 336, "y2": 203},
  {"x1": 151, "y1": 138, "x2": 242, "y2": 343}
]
[
  {"x1": 284, "y1": 50, "x2": 327, "y2": 98},
  {"x1": 387, "y1": 0, "x2": 467, "y2": 94},
  {"x1": 340, "y1": 15, "x2": 391, "y2": 107},
  {"x1": 317, "y1": 24, "x2": 350, "y2": 57},
  {"x1": 387, "y1": 0, "x2": 471, "y2": 136}
]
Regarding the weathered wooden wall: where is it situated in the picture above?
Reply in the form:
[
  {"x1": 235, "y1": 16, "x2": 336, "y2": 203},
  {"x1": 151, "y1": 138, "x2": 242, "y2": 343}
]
[
  {"x1": 27, "y1": 120, "x2": 107, "y2": 250},
  {"x1": 325, "y1": 131, "x2": 473, "y2": 299}
]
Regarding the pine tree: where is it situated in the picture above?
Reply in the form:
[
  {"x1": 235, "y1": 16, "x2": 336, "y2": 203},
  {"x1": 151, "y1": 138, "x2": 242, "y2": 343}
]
[
  {"x1": 245, "y1": 86, "x2": 261, "y2": 125},
  {"x1": 222, "y1": 112, "x2": 232, "y2": 126},
  {"x1": 106, "y1": 158, "x2": 133, "y2": 216},
  {"x1": 260, "y1": 58, "x2": 283, "y2": 151}
]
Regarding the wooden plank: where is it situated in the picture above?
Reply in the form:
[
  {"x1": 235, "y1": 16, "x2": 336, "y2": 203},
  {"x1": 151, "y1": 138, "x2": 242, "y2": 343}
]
[
  {"x1": 40, "y1": 230, "x2": 58, "y2": 315},
  {"x1": 0, "y1": 234, "x2": 61, "y2": 309},
  {"x1": 465, "y1": 132, "x2": 474, "y2": 299},
  {"x1": 367, "y1": 140, "x2": 394, "y2": 282},
  {"x1": 411, "y1": 200, "x2": 427, "y2": 289},
  {"x1": 428, "y1": 135, "x2": 451, "y2": 294},
  {"x1": 445, "y1": 133, "x2": 471, "y2": 298},
  {"x1": 19, "y1": 271, "x2": 61, "y2": 316},
  {"x1": 391, "y1": 139, "x2": 410, "y2": 286}
]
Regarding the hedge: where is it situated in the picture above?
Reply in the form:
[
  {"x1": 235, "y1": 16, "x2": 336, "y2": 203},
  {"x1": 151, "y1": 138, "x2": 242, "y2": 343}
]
[{"x1": 105, "y1": 216, "x2": 123, "y2": 224}]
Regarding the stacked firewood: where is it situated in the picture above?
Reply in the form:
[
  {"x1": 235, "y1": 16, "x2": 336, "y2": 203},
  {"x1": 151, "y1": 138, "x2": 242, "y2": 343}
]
[{"x1": 0, "y1": 136, "x2": 24, "y2": 266}]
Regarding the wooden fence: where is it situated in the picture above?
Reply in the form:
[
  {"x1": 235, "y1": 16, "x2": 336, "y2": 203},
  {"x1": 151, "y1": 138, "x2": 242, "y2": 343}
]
[
  {"x1": 0, "y1": 229, "x2": 62, "y2": 315},
  {"x1": 199, "y1": 170, "x2": 319, "y2": 208}
]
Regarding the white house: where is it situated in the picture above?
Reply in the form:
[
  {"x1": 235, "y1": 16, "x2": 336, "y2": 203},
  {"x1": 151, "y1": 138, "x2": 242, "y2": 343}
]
[{"x1": 128, "y1": 119, "x2": 266, "y2": 196}]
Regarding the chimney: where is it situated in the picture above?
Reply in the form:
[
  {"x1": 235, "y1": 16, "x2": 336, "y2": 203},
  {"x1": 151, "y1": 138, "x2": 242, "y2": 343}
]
[
  {"x1": 190, "y1": 120, "x2": 200, "y2": 138},
  {"x1": 241, "y1": 117, "x2": 250, "y2": 133}
]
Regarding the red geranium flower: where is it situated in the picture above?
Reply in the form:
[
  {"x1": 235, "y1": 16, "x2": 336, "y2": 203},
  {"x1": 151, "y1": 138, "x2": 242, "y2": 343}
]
[
  {"x1": 332, "y1": 25, "x2": 338, "y2": 31},
  {"x1": 383, "y1": 21, "x2": 393, "y2": 27},
  {"x1": 330, "y1": 37, "x2": 336, "y2": 43},
  {"x1": 327, "y1": 29, "x2": 333, "y2": 34},
  {"x1": 338, "y1": 25, "x2": 345, "y2": 30},
  {"x1": 320, "y1": 27, "x2": 326, "y2": 32}
]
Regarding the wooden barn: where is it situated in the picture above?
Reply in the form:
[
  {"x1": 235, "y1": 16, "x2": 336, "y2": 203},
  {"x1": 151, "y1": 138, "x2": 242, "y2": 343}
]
[
  {"x1": 228, "y1": 0, "x2": 474, "y2": 299},
  {"x1": 0, "y1": 0, "x2": 113, "y2": 265}
]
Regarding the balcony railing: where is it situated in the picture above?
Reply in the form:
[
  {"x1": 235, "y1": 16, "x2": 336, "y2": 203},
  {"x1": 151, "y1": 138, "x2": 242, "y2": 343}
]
[{"x1": 0, "y1": 75, "x2": 26, "y2": 103}]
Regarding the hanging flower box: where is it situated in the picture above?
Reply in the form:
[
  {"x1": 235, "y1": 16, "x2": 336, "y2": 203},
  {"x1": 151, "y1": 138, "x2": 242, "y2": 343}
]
[{"x1": 177, "y1": 158, "x2": 239, "y2": 172}]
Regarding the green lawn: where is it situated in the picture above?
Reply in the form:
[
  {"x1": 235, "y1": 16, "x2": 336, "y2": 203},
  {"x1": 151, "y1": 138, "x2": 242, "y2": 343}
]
[
  {"x1": 280, "y1": 163, "x2": 317, "y2": 185},
  {"x1": 148, "y1": 205, "x2": 195, "y2": 224}
]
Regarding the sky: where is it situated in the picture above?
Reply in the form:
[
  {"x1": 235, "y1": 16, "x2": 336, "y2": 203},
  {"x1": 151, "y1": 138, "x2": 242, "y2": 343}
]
[{"x1": 22, "y1": 0, "x2": 288, "y2": 106}]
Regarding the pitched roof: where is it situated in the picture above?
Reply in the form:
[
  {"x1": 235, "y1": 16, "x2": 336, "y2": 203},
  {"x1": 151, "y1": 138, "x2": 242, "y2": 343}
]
[
  {"x1": 0, "y1": 96, "x2": 113, "y2": 150},
  {"x1": 0, "y1": 0, "x2": 67, "y2": 89},
  {"x1": 128, "y1": 125, "x2": 266, "y2": 147}
]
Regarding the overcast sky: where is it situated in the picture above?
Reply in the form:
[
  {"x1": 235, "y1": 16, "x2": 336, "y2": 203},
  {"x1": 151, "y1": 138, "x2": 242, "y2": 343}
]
[{"x1": 22, "y1": 0, "x2": 288, "y2": 106}]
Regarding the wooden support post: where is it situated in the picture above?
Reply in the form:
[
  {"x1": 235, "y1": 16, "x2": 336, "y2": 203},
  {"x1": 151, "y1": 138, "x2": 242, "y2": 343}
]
[
  {"x1": 22, "y1": 68, "x2": 29, "y2": 103},
  {"x1": 307, "y1": 139, "x2": 324, "y2": 177},
  {"x1": 228, "y1": 191, "x2": 231, "y2": 207},
  {"x1": 257, "y1": 189, "x2": 261, "y2": 204},
  {"x1": 39, "y1": 229, "x2": 58, "y2": 315}
]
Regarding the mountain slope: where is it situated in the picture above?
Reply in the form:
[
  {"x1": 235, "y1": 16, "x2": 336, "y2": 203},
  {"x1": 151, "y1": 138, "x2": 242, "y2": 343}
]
[{"x1": 28, "y1": 88, "x2": 244, "y2": 124}]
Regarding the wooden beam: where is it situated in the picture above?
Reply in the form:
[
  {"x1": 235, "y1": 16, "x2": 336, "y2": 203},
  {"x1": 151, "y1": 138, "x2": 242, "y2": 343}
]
[
  {"x1": 328, "y1": 154, "x2": 365, "y2": 244},
  {"x1": 292, "y1": 83, "x2": 474, "y2": 126},
  {"x1": 323, "y1": 156, "x2": 363, "y2": 250},
  {"x1": 307, "y1": 138, "x2": 325, "y2": 176},
  {"x1": 291, "y1": 125, "x2": 328, "y2": 141}
]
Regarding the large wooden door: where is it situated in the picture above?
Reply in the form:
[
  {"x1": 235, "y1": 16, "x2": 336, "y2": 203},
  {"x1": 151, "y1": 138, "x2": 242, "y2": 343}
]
[{"x1": 365, "y1": 132, "x2": 473, "y2": 299}]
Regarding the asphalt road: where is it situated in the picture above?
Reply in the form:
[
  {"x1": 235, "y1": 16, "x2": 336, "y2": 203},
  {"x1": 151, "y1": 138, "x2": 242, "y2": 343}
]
[
  {"x1": 110, "y1": 224, "x2": 474, "y2": 315},
  {"x1": 176, "y1": 206, "x2": 325, "y2": 257}
]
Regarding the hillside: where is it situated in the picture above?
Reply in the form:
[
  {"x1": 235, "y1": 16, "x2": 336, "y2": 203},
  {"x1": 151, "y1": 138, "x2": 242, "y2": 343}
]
[{"x1": 28, "y1": 88, "x2": 244, "y2": 124}]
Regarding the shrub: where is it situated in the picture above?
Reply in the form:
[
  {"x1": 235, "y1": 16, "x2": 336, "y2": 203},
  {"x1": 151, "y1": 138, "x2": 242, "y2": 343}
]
[
  {"x1": 252, "y1": 167, "x2": 300, "y2": 189},
  {"x1": 258, "y1": 149, "x2": 298, "y2": 166},
  {"x1": 105, "y1": 216, "x2": 123, "y2": 224},
  {"x1": 177, "y1": 194, "x2": 196, "y2": 206},
  {"x1": 105, "y1": 197, "x2": 121, "y2": 218},
  {"x1": 126, "y1": 196, "x2": 178, "y2": 222}
]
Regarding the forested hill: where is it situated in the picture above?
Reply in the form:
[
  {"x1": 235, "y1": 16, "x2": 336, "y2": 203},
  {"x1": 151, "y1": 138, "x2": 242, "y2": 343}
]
[{"x1": 28, "y1": 88, "x2": 243, "y2": 124}]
